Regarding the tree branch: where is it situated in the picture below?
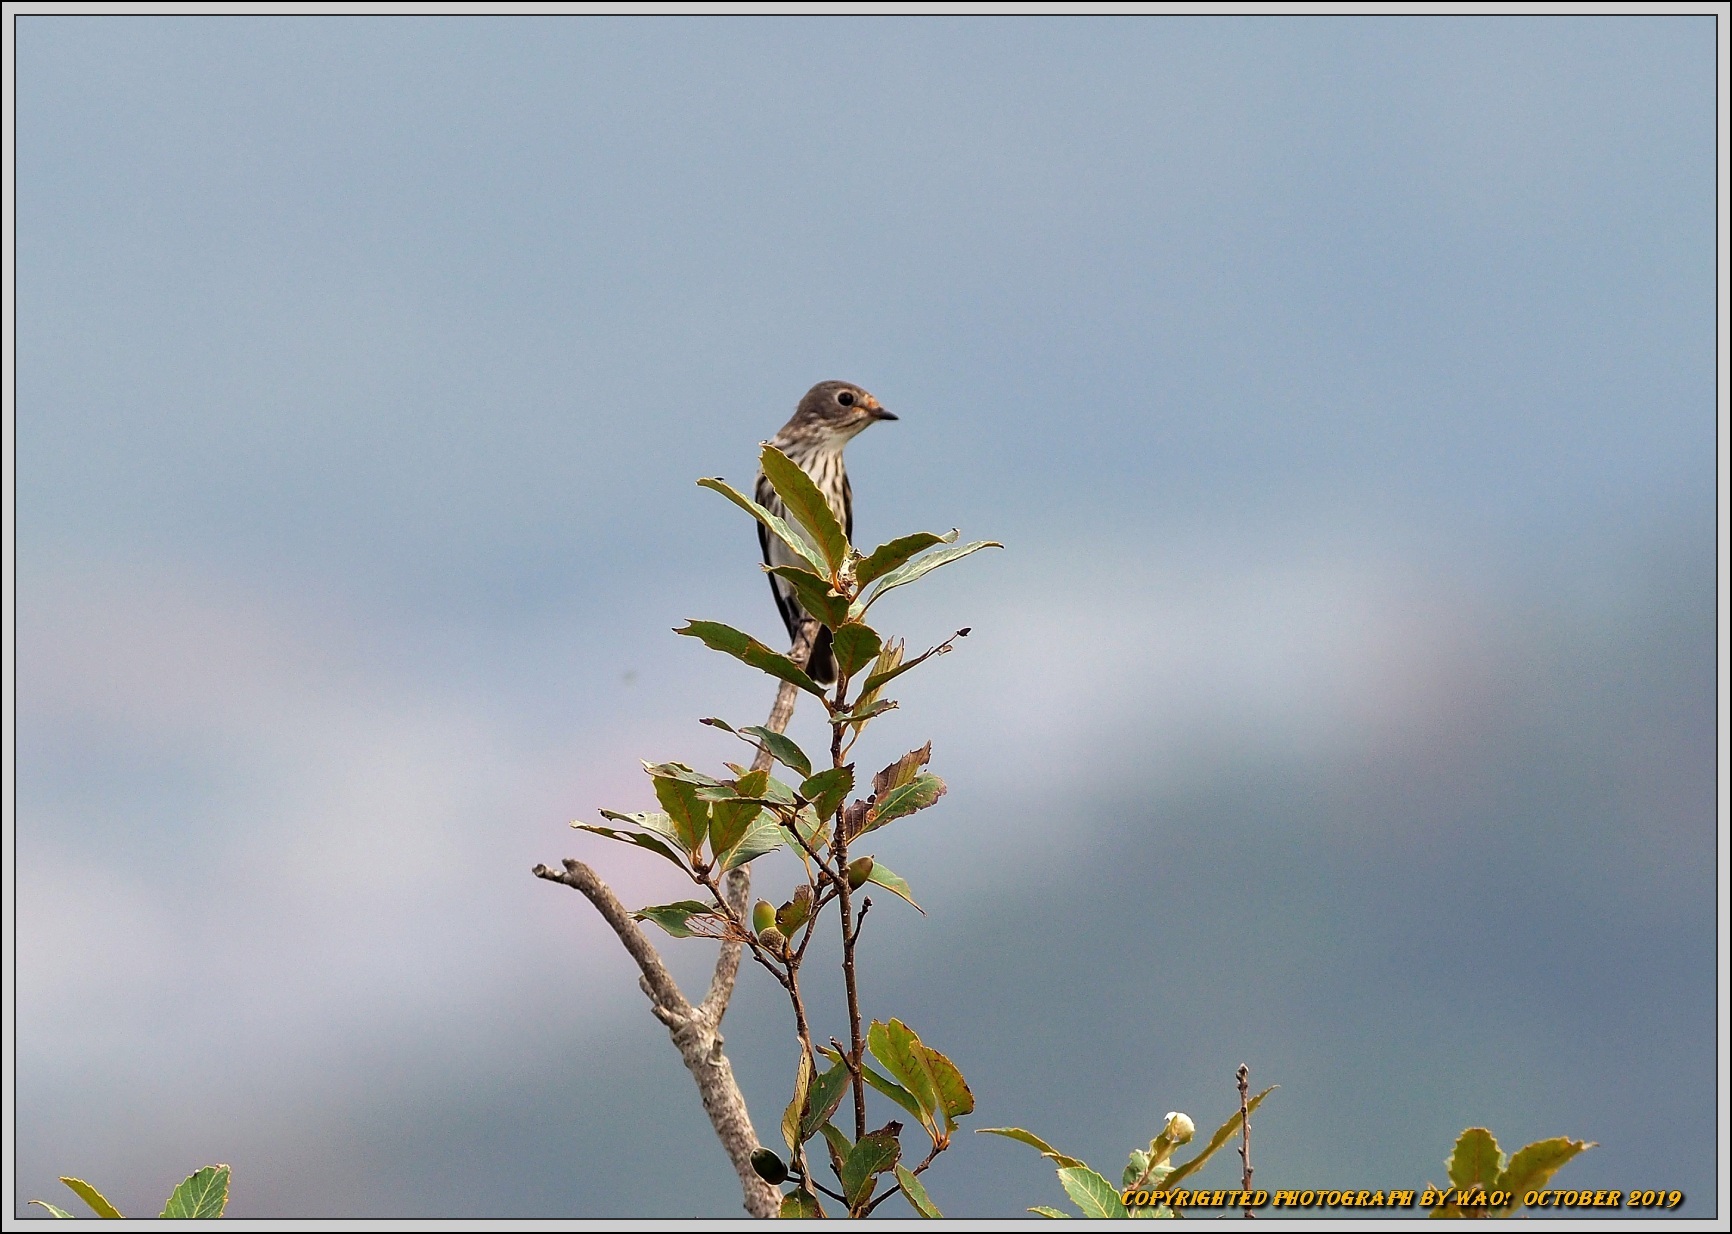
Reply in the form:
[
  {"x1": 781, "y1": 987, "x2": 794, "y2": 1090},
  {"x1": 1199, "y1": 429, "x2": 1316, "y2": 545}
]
[{"x1": 535, "y1": 623, "x2": 818, "y2": 1219}]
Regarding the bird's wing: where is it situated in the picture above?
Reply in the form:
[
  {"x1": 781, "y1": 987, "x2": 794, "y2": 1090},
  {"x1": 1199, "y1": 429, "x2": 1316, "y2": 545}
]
[{"x1": 756, "y1": 470, "x2": 805, "y2": 642}]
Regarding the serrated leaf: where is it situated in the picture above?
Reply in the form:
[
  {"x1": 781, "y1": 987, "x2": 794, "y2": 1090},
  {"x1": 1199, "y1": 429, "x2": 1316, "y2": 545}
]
[
  {"x1": 1058, "y1": 1165, "x2": 1127, "y2": 1218},
  {"x1": 896, "y1": 1163, "x2": 942, "y2": 1218},
  {"x1": 832, "y1": 622, "x2": 882, "y2": 680},
  {"x1": 779, "y1": 1189, "x2": 823, "y2": 1218},
  {"x1": 765, "y1": 565, "x2": 850, "y2": 630},
  {"x1": 1448, "y1": 1127, "x2": 1503, "y2": 1191},
  {"x1": 978, "y1": 1126, "x2": 1090, "y2": 1169},
  {"x1": 60, "y1": 1178, "x2": 123, "y2": 1219},
  {"x1": 863, "y1": 773, "x2": 946, "y2": 834},
  {"x1": 573, "y1": 824, "x2": 688, "y2": 869},
  {"x1": 698, "y1": 475, "x2": 828, "y2": 576},
  {"x1": 861, "y1": 539, "x2": 1002, "y2": 610},
  {"x1": 632, "y1": 900, "x2": 721, "y2": 938},
  {"x1": 872, "y1": 742, "x2": 932, "y2": 800},
  {"x1": 801, "y1": 765, "x2": 854, "y2": 825},
  {"x1": 738, "y1": 727, "x2": 812, "y2": 779},
  {"x1": 1496, "y1": 1137, "x2": 1594, "y2": 1209},
  {"x1": 841, "y1": 1127, "x2": 902, "y2": 1208},
  {"x1": 1151, "y1": 1087, "x2": 1276, "y2": 1193},
  {"x1": 719, "y1": 813, "x2": 785, "y2": 870},
  {"x1": 1029, "y1": 1205, "x2": 1073, "y2": 1218},
  {"x1": 783, "y1": 1049, "x2": 813, "y2": 1156},
  {"x1": 864, "y1": 860, "x2": 923, "y2": 912},
  {"x1": 760, "y1": 443, "x2": 850, "y2": 574},
  {"x1": 777, "y1": 883, "x2": 814, "y2": 935},
  {"x1": 675, "y1": 620, "x2": 824, "y2": 696},
  {"x1": 160, "y1": 1164, "x2": 230, "y2": 1218},
  {"x1": 856, "y1": 530, "x2": 956, "y2": 587},
  {"x1": 652, "y1": 775, "x2": 709, "y2": 856},
  {"x1": 28, "y1": 1201, "x2": 74, "y2": 1218}
]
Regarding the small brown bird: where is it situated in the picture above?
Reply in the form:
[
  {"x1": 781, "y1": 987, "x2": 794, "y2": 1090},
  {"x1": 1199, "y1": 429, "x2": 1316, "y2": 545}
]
[{"x1": 755, "y1": 380, "x2": 897, "y2": 685}]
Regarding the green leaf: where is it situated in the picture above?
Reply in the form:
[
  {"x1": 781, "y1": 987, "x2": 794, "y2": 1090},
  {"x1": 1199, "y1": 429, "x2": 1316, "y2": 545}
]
[
  {"x1": 977, "y1": 1126, "x2": 1089, "y2": 1170},
  {"x1": 861, "y1": 540, "x2": 1002, "y2": 610},
  {"x1": 640, "y1": 760, "x2": 724, "y2": 788},
  {"x1": 697, "y1": 476, "x2": 828, "y2": 576},
  {"x1": 895, "y1": 1163, "x2": 943, "y2": 1218},
  {"x1": 764, "y1": 565, "x2": 850, "y2": 629},
  {"x1": 855, "y1": 530, "x2": 956, "y2": 587},
  {"x1": 160, "y1": 1164, "x2": 231, "y2": 1219},
  {"x1": 1029, "y1": 1205, "x2": 1073, "y2": 1218},
  {"x1": 1122, "y1": 1149, "x2": 1151, "y2": 1187},
  {"x1": 865, "y1": 1020, "x2": 969, "y2": 1142},
  {"x1": 27, "y1": 1201, "x2": 74, "y2": 1218},
  {"x1": 738, "y1": 727, "x2": 813, "y2": 779},
  {"x1": 860, "y1": 643, "x2": 935, "y2": 697},
  {"x1": 868, "y1": 1020, "x2": 940, "y2": 1139},
  {"x1": 572, "y1": 824, "x2": 688, "y2": 869},
  {"x1": 1448, "y1": 1127, "x2": 1503, "y2": 1191},
  {"x1": 841, "y1": 1127, "x2": 902, "y2": 1208},
  {"x1": 707, "y1": 787, "x2": 763, "y2": 863},
  {"x1": 632, "y1": 900, "x2": 721, "y2": 938},
  {"x1": 925, "y1": 1047, "x2": 974, "y2": 1122},
  {"x1": 831, "y1": 622, "x2": 882, "y2": 680},
  {"x1": 842, "y1": 1051, "x2": 924, "y2": 1123},
  {"x1": 1495, "y1": 1137, "x2": 1594, "y2": 1210},
  {"x1": 1058, "y1": 1165, "x2": 1127, "y2": 1218},
  {"x1": 674, "y1": 620, "x2": 824, "y2": 697},
  {"x1": 863, "y1": 773, "x2": 946, "y2": 834},
  {"x1": 820, "y1": 1122, "x2": 852, "y2": 1183},
  {"x1": 840, "y1": 698, "x2": 899, "y2": 725},
  {"x1": 719, "y1": 813, "x2": 785, "y2": 870},
  {"x1": 1152, "y1": 1087, "x2": 1276, "y2": 1193},
  {"x1": 783, "y1": 1049, "x2": 813, "y2": 1156},
  {"x1": 800, "y1": 1062, "x2": 851, "y2": 1144},
  {"x1": 801, "y1": 766, "x2": 854, "y2": 825},
  {"x1": 60, "y1": 1178, "x2": 124, "y2": 1219},
  {"x1": 651, "y1": 775, "x2": 710, "y2": 856},
  {"x1": 596, "y1": 808, "x2": 680, "y2": 841},
  {"x1": 759, "y1": 443, "x2": 850, "y2": 573},
  {"x1": 779, "y1": 1189, "x2": 823, "y2": 1218},
  {"x1": 863, "y1": 860, "x2": 923, "y2": 912}
]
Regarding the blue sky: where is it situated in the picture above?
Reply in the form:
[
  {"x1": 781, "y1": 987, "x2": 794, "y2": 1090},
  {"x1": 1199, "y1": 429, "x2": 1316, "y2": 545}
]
[{"x1": 13, "y1": 15, "x2": 1720, "y2": 1218}]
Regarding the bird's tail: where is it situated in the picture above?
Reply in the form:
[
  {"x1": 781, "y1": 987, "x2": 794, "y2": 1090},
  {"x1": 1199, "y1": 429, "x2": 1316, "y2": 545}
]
[{"x1": 806, "y1": 625, "x2": 836, "y2": 687}]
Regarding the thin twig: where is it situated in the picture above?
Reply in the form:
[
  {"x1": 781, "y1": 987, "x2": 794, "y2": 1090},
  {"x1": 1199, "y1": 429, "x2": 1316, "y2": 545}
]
[{"x1": 1238, "y1": 1062, "x2": 1254, "y2": 1218}]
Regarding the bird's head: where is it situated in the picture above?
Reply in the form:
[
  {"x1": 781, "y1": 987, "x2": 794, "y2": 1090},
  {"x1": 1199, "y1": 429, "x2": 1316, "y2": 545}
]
[{"x1": 790, "y1": 380, "x2": 898, "y2": 444}]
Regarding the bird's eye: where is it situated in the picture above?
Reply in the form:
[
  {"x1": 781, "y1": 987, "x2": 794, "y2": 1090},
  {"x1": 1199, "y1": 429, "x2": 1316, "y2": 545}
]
[{"x1": 836, "y1": 390, "x2": 856, "y2": 407}]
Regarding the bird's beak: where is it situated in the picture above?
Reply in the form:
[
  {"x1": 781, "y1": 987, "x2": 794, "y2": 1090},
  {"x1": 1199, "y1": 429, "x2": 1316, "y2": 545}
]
[{"x1": 866, "y1": 397, "x2": 897, "y2": 422}]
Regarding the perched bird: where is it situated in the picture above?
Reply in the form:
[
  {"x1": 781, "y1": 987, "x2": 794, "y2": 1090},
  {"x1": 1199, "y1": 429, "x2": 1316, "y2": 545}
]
[{"x1": 755, "y1": 380, "x2": 897, "y2": 685}]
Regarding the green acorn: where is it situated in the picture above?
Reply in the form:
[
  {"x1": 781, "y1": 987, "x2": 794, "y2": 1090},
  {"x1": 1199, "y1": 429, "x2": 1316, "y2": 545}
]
[
  {"x1": 847, "y1": 855, "x2": 875, "y2": 890},
  {"x1": 750, "y1": 1147, "x2": 789, "y2": 1185},
  {"x1": 752, "y1": 899, "x2": 776, "y2": 936}
]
